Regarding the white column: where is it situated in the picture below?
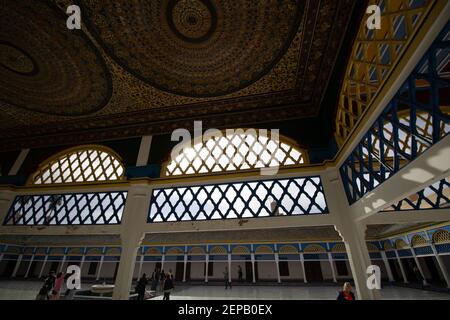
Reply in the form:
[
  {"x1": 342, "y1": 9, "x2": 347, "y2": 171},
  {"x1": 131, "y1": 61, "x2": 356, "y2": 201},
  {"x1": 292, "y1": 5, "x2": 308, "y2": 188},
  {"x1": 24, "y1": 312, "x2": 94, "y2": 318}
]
[
  {"x1": 112, "y1": 235, "x2": 143, "y2": 300},
  {"x1": 96, "y1": 255, "x2": 104, "y2": 281},
  {"x1": 335, "y1": 222, "x2": 381, "y2": 299},
  {"x1": 137, "y1": 255, "x2": 144, "y2": 278},
  {"x1": 8, "y1": 149, "x2": 29, "y2": 175},
  {"x1": 327, "y1": 252, "x2": 337, "y2": 283},
  {"x1": 38, "y1": 255, "x2": 48, "y2": 279},
  {"x1": 183, "y1": 253, "x2": 188, "y2": 283},
  {"x1": 251, "y1": 253, "x2": 256, "y2": 283},
  {"x1": 424, "y1": 233, "x2": 450, "y2": 288},
  {"x1": 12, "y1": 254, "x2": 23, "y2": 278},
  {"x1": 136, "y1": 136, "x2": 153, "y2": 166},
  {"x1": 300, "y1": 253, "x2": 307, "y2": 283},
  {"x1": 112, "y1": 184, "x2": 151, "y2": 300},
  {"x1": 431, "y1": 244, "x2": 450, "y2": 288},
  {"x1": 227, "y1": 253, "x2": 232, "y2": 283},
  {"x1": 322, "y1": 169, "x2": 380, "y2": 300},
  {"x1": 204, "y1": 254, "x2": 209, "y2": 283},
  {"x1": 411, "y1": 250, "x2": 428, "y2": 285},
  {"x1": 161, "y1": 254, "x2": 165, "y2": 271},
  {"x1": 274, "y1": 252, "x2": 281, "y2": 283},
  {"x1": 380, "y1": 251, "x2": 394, "y2": 283},
  {"x1": 25, "y1": 255, "x2": 35, "y2": 278},
  {"x1": 394, "y1": 250, "x2": 409, "y2": 284},
  {"x1": 58, "y1": 255, "x2": 66, "y2": 274},
  {"x1": 79, "y1": 255, "x2": 85, "y2": 273}
]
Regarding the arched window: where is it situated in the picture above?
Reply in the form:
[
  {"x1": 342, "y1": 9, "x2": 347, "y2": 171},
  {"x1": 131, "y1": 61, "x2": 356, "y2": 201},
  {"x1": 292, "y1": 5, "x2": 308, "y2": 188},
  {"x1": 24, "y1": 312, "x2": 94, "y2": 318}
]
[
  {"x1": 210, "y1": 246, "x2": 227, "y2": 255},
  {"x1": 432, "y1": 230, "x2": 450, "y2": 244},
  {"x1": 278, "y1": 245, "x2": 298, "y2": 254},
  {"x1": 163, "y1": 129, "x2": 307, "y2": 176},
  {"x1": 303, "y1": 244, "x2": 326, "y2": 253},
  {"x1": 411, "y1": 235, "x2": 428, "y2": 247},
  {"x1": 188, "y1": 247, "x2": 206, "y2": 255},
  {"x1": 395, "y1": 239, "x2": 409, "y2": 250},
  {"x1": 255, "y1": 245, "x2": 274, "y2": 254},
  {"x1": 30, "y1": 145, "x2": 125, "y2": 185},
  {"x1": 331, "y1": 243, "x2": 346, "y2": 253},
  {"x1": 232, "y1": 246, "x2": 251, "y2": 255},
  {"x1": 366, "y1": 243, "x2": 379, "y2": 252}
]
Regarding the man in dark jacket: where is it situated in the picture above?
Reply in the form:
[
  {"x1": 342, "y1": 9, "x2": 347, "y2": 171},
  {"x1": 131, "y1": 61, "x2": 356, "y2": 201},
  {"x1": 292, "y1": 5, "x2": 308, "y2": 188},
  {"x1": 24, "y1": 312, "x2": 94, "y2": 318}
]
[
  {"x1": 163, "y1": 273, "x2": 174, "y2": 300},
  {"x1": 136, "y1": 273, "x2": 148, "y2": 300}
]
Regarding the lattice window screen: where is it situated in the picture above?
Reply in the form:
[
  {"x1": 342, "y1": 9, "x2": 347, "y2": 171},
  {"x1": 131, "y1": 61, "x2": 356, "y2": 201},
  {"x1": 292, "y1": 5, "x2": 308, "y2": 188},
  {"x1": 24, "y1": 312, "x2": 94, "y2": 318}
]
[
  {"x1": 340, "y1": 21, "x2": 450, "y2": 204},
  {"x1": 433, "y1": 230, "x2": 450, "y2": 244},
  {"x1": 148, "y1": 176, "x2": 328, "y2": 223},
  {"x1": 383, "y1": 177, "x2": 449, "y2": 211},
  {"x1": 164, "y1": 130, "x2": 306, "y2": 176},
  {"x1": 335, "y1": 0, "x2": 435, "y2": 145},
  {"x1": 31, "y1": 147, "x2": 125, "y2": 185},
  {"x1": 3, "y1": 191, "x2": 127, "y2": 226}
]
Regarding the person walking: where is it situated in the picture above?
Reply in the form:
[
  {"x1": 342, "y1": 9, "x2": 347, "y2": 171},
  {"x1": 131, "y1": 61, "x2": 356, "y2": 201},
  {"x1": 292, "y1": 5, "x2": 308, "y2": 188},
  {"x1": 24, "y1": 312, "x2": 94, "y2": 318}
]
[
  {"x1": 160, "y1": 269, "x2": 166, "y2": 292},
  {"x1": 151, "y1": 269, "x2": 158, "y2": 291},
  {"x1": 136, "y1": 273, "x2": 148, "y2": 300},
  {"x1": 337, "y1": 282, "x2": 355, "y2": 301},
  {"x1": 163, "y1": 273, "x2": 174, "y2": 300},
  {"x1": 50, "y1": 272, "x2": 65, "y2": 300},
  {"x1": 224, "y1": 267, "x2": 232, "y2": 289},
  {"x1": 36, "y1": 271, "x2": 56, "y2": 300}
]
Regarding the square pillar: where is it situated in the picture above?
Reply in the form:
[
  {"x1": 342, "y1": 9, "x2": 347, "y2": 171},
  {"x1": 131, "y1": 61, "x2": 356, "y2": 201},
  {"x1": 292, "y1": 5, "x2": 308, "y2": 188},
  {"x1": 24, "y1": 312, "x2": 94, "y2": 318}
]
[
  {"x1": 96, "y1": 255, "x2": 104, "y2": 281},
  {"x1": 112, "y1": 184, "x2": 151, "y2": 300}
]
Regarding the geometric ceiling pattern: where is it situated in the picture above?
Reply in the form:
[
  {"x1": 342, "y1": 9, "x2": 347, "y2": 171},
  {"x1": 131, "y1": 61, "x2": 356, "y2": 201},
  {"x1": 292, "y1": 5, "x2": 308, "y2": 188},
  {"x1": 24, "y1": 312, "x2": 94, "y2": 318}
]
[{"x1": 0, "y1": 0, "x2": 363, "y2": 150}]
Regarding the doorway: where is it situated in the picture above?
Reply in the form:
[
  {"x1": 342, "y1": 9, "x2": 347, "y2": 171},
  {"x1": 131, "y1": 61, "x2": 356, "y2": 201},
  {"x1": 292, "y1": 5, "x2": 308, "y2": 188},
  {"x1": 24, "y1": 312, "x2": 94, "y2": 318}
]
[
  {"x1": 1, "y1": 260, "x2": 16, "y2": 277},
  {"x1": 400, "y1": 258, "x2": 417, "y2": 283},
  {"x1": 245, "y1": 262, "x2": 253, "y2": 283},
  {"x1": 388, "y1": 259, "x2": 401, "y2": 282},
  {"x1": 424, "y1": 256, "x2": 445, "y2": 286},
  {"x1": 175, "y1": 262, "x2": 184, "y2": 281},
  {"x1": 304, "y1": 261, "x2": 323, "y2": 282}
]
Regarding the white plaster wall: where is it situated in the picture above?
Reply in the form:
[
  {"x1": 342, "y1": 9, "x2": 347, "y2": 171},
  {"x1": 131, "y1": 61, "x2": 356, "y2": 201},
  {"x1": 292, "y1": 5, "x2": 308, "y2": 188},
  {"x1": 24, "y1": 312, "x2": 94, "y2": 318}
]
[
  {"x1": 320, "y1": 261, "x2": 333, "y2": 280},
  {"x1": 257, "y1": 262, "x2": 277, "y2": 281},
  {"x1": 209, "y1": 262, "x2": 227, "y2": 280},
  {"x1": 189, "y1": 262, "x2": 204, "y2": 280},
  {"x1": 279, "y1": 261, "x2": 302, "y2": 280},
  {"x1": 100, "y1": 262, "x2": 117, "y2": 279}
]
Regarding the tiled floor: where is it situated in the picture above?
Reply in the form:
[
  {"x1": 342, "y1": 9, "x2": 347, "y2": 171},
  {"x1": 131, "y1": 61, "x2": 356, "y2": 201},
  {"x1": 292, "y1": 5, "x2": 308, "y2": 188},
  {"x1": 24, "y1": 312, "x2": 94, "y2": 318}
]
[
  {"x1": 1, "y1": 280, "x2": 449, "y2": 300},
  {"x1": 150, "y1": 285, "x2": 450, "y2": 300}
]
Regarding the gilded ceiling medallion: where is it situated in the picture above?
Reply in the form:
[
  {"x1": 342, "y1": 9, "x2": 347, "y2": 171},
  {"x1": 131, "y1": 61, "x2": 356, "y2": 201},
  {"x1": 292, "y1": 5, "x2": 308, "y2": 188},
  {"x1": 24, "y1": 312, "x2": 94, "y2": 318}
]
[
  {"x1": 80, "y1": 0, "x2": 303, "y2": 97},
  {"x1": 0, "y1": 0, "x2": 112, "y2": 116}
]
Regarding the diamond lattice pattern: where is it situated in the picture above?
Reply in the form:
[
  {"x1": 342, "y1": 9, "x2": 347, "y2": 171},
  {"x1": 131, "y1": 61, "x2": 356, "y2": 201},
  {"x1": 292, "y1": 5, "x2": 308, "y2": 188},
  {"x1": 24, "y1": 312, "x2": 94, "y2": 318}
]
[
  {"x1": 32, "y1": 148, "x2": 125, "y2": 184},
  {"x1": 148, "y1": 176, "x2": 328, "y2": 223},
  {"x1": 3, "y1": 192, "x2": 127, "y2": 225},
  {"x1": 164, "y1": 130, "x2": 306, "y2": 176}
]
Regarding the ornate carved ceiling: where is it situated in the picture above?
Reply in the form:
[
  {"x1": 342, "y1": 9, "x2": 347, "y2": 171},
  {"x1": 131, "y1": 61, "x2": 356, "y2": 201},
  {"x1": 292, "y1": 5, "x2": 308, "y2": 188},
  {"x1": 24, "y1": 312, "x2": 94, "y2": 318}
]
[{"x1": 0, "y1": 0, "x2": 363, "y2": 150}]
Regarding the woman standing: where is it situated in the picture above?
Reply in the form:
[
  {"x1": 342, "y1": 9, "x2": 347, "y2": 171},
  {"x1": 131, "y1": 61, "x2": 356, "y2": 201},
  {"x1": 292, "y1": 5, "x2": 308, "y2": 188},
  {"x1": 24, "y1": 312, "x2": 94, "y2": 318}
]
[
  {"x1": 337, "y1": 282, "x2": 356, "y2": 301},
  {"x1": 50, "y1": 272, "x2": 65, "y2": 300}
]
